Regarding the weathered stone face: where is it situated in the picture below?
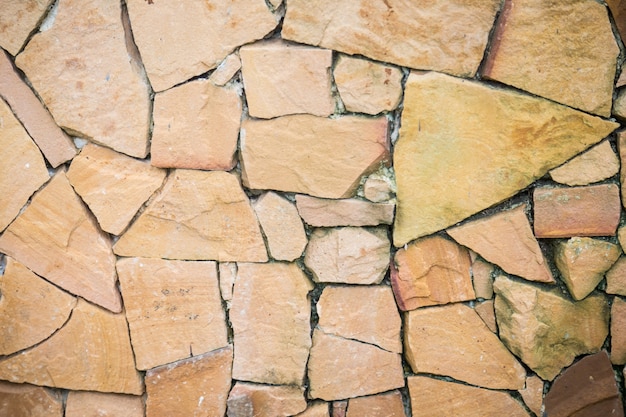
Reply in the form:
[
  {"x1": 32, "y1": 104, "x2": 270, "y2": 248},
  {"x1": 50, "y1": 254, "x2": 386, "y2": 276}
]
[
  {"x1": 295, "y1": 195, "x2": 394, "y2": 227},
  {"x1": 0, "y1": 1, "x2": 53, "y2": 55},
  {"x1": 65, "y1": 391, "x2": 144, "y2": 417},
  {"x1": 0, "y1": 381, "x2": 63, "y2": 417},
  {"x1": 549, "y1": 141, "x2": 619, "y2": 186},
  {"x1": 226, "y1": 382, "x2": 307, "y2": 417}
]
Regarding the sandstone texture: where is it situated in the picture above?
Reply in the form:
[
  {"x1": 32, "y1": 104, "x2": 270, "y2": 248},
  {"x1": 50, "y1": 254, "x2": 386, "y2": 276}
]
[
  {"x1": 295, "y1": 195, "x2": 394, "y2": 227},
  {"x1": 363, "y1": 173, "x2": 394, "y2": 203},
  {"x1": 607, "y1": 0, "x2": 626, "y2": 43},
  {"x1": 611, "y1": 297, "x2": 626, "y2": 365},
  {"x1": 471, "y1": 259, "x2": 494, "y2": 299},
  {"x1": 218, "y1": 262, "x2": 237, "y2": 303},
  {"x1": 0, "y1": 381, "x2": 62, "y2": 417},
  {"x1": 549, "y1": 141, "x2": 619, "y2": 186},
  {"x1": 65, "y1": 391, "x2": 143, "y2": 417},
  {"x1": 519, "y1": 375, "x2": 544, "y2": 417},
  {"x1": 0, "y1": 0, "x2": 53, "y2": 55},
  {"x1": 346, "y1": 391, "x2": 405, "y2": 417},
  {"x1": 226, "y1": 382, "x2": 306, "y2": 417},
  {"x1": 209, "y1": 53, "x2": 241, "y2": 86},
  {"x1": 607, "y1": 257, "x2": 626, "y2": 296},
  {"x1": 294, "y1": 401, "x2": 330, "y2": 417},
  {"x1": 474, "y1": 299, "x2": 497, "y2": 333}
]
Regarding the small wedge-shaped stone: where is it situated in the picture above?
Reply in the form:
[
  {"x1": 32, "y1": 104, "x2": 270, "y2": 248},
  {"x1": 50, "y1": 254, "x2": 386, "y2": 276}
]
[
  {"x1": 404, "y1": 303, "x2": 526, "y2": 390},
  {"x1": 0, "y1": 257, "x2": 76, "y2": 355},
  {"x1": 519, "y1": 375, "x2": 544, "y2": 417},
  {"x1": 295, "y1": 195, "x2": 394, "y2": 227},
  {"x1": 15, "y1": 0, "x2": 151, "y2": 158},
  {"x1": 0, "y1": 299, "x2": 142, "y2": 394},
  {"x1": 114, "y1": 170, "x2": 267, "y2": 262},
  {"x1": 0, "y1": 381, "x2": 62, "y2": 417},
  {"x1": 0, "y1": 1, "x2": 53, "y2": 55},
  {"x1": 282, "y1": 0, "x2": 500, "y2": 78},
  {"x1": 209, "y1": 53, "x2": 241, "y2": 86},
  {"x1": 494, "y1": 275, "x2": 609, "y2": 380},
  {"x1": 606, "y1": 256, "x2": 626, "y2": 296},
  {"x1": 347, "y1": 391, "x2": 405, "y2": 417},
  {"x1": 294, "y1": 401, "x2": 330, "y2": 417},
  {"x1": 67, "y1": 143, "x2": 166, "y2": 235},
  {"x1": 226, "y1": 382, "x2": 307, "y2": 417},
  {"x1": 549, "y1": 141, "x2": 619, "y2": 186},
  {"x1": 447, "y1": 204, "x2": 554, "y2": 284},
  {"x1": 393, "y1": 71, "x2": 618, "y2": 246},
  {"x1": 241, "y1": 115, "x2": 389, "y2": 199},
  {"x1": 0, "y1": 171, "x2": 121, "y2": 312},
  {"x1": 66, "y1": 391, "x2": 143, "y2": 417}
]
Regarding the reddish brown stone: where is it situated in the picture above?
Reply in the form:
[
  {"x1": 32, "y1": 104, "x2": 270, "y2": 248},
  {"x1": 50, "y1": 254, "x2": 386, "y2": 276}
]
[
  {"x1": 611, "y1": 297, "x2": 626, "y2": 365},
  {"x1": 331, "y1": 401, "x2": 348, "y2": 417},
  {"x1": 65, "y1": 391, "x2": 143, "y2": 417},
  {"x1": 0, "y1": 381, "x2": 62, "y2": 417},
  {"x1": 607, "y1": 0, "x2": 626, "y2": 45},
  {"x1": 346, "y1": 391, "x2": 406, "y2": 417},
  {"x1": 0, "y1": 1, "x2": 53, "y2": 55},
  {"x1": 226, "y1": 382, "x2": 306, "y2": 417}
]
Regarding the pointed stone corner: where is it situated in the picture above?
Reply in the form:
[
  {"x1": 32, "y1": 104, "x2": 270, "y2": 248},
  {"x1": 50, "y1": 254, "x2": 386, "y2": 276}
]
[
  {"x1": 0, "y1": 1, "x2": 53, "y2": 55},
  {"x1": 66, "y1": 391, "x2": 144, "y2": 417},
  {"x1": 0, "y1": 171, "x2": 121, "y2": 313},
  {"x1": 549, "y1": 140, "x2": 619, "y2": 186},
  {"x1": 393, "y1": 71, "x2": 618, "y2": 246},
  {"x1": 209, "y1": 53, "x2": 241, "y2": 86},
  {"x1": 0, "y1": 381, "x2": 63, "y2": 417},
  {"x1": 114, "y1": 170, "x2": 267, "y2": 262},
  {"x1": 226, "y1": 382, "x2": 307, "y2": 417}
]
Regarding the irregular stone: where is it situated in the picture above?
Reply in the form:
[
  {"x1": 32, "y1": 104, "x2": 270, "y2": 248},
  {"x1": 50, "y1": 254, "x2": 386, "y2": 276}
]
[
  {"x1": 533, "y1": 184, "x2": 621, "y2": 238},
  {"x1": 393, "y1": 71, "x2": 618, "y2": 246},
  {"x1": 151, "y1": 79, "x2": 241, "y2": 170},
  {"x1": 0, "y1": 381, "x2": 62, "y2": 417},
  {"x1": 252, "y1": 192, "x2": 308, "y2": 261},
  {"x1": 304, "y1": 227, "x2": 389, "y2": 285},
  {"x1": 241, "y1": 115, "x2": 389, "y2": 199},
  {"x1": 611, "y1": 297, "x2": 626, "y2": 365},
  {"x1": 226, "y1": 382, "x2": 306, "y2": 417},
  {"x1": 294, "y1": 401, "x2": 330, "y2": 417},
  {"x1": 0, "y1": 1, "x2": 53, "y2": 55},
  {"x1": 332, "y1": 401, "x2": 348, "y2": 417},
  {"x1": 607, "y1": 256, "x2": 626, "y2": 296},
  {"x1": 614, "y1": 88, "x2": 626, "y2": 121},
  {"x1": 317, "y1": 285, "x2": 401, "y2": 353},
  {"x1": 607, "y1": 0, "x2": 626, "y2": 43},
  {"x1": 209, "y1": 53, "x2": 242, "y2": 86},
  {"x1": 620, "y1": 131, "x2": 626, "y2": 208},
  {"x1": 126, "y1": 0, "x2": 278, "y2": 92},
  {"x1": 240, "y1": 39, "x2": 333, "y2": 118},
  {"x1": 407, "y1": 376, "x2": 530, "y2": 417},
  {"x1": 218, "y1": 262, "x2": 237, "y2": 303},
  {"x1": 482, "y1": 0, "x2": 619, "y2": 116},
  {"x1": 555, "y1": 237, "x2": 621, "y2": 300},
  {"x1": 493, "y1": 275, "x2": 609, "y2": 380},
  {"x1": 404, "y1": 303, "x2": 526, "y2": 390},
  {"x1": 346, "y1": 391, "x2": 406, "y2": 417},
  {"x1": 16, "y1": 0, "x2": 151, "y2": 157},
  {"x1": 518, "y1": 375, "x2": 544, "y2": 417},
  {"x1": 114, "y1": 170, "x2": 267, "y2": 262},
  {"x1": 0, "y1": 49, "x2": 75, "y2": 167},
  {"x1": 0, "y1": 257, "x2": 76, "y2": 355},
  {"x1": 0, "y1": 171, "x2": 121, "y2": 312},
  {"x1": 391, "y1": 236, "x2": 474, "y2": 310},
  {"x1": 363, "y1": 173, "x2": 394, "y2": 203},
  {"x1": 619, "y1": 63, "x2": 626, "y2": 88},
  {"x1": 472, "y1": 259, "x2": 494, "y2": 299},
  {"x1": 65, "y1": 391, "x2": 143, "y2": 417},
  {"x1": 146, "y1": 346, "x2": 232, "y2": 417},
  {"x1": 295, "y1": 195, "x2": 394, "y2": 227},
  {"x1": 448, "y1": 204, "x2": 554, "y2": 284},
  {"x1": 67, "y1": 143, "x2": 166, "y2": 235},
  {"x1": 231, "y1": 263, "x2": 313, "y2": 386},
  {"x1": 307, "y1": 329, "x2": 404, "y2": 401},
  {"x1": 549, "y1": 141, "x2": 619, "y2": 186},
  {"x1": 282, "y1": 0, "x2": 500, "y2": 77},
  {"x1": 545, "y1": 351, "x2": 624, "y2": 417},
  {"x1": 474, "y1": 299, "x2": 497, "y2": 333},
  {"x1": 0, "y1": 299, "x2": 142, "y2": 394},
  {"x1": 116, "y1": 258, "x2": 228, "y2": 370},
  {"x1": 333, "y1": 55, "x2": 403, "y2": 115},
  {"x1": 0, "y1": 96, "x2": 49, "y2": 232}
]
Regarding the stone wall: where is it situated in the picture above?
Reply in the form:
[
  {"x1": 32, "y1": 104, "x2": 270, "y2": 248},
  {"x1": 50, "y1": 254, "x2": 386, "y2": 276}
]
[{"x1": 0, "y1": 0, "x2": 625, "y2": 416}]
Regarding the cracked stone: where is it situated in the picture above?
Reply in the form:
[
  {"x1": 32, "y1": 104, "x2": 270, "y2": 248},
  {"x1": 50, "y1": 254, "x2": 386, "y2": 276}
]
[
  {"x1": 0, "y1": 1, "x2": 53, "y2": 55},
  {"x1": 611, "y1": 297, "x2": 626, "y2": 365}
]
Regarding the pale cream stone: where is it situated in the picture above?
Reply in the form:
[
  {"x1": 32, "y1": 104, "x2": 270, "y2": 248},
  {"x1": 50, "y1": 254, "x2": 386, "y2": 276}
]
[
  {"x1": 218, "y1": 262, "x2": 237, "y2": 303},
  {"x1": 209, "y1": 53, "x2": 242, "y2": 86},
  {"x1": 346, "y1": 391, "x2": 406, "y2": 417},
  {"x1": 0, "y1": 381, "x2": 63, "y2": 417},
  {"x1": 226, "y1": 382, "x2": 307, "y2": 417},
  {"x1": 549, "y1": 141, "x2": 619, "y2": 186},
  {"x1": 363, "y1": 173, "x2": 394, "y2": 203},
  {"x1": 519, "y1": 375, "x2": 544, "y2": 417},
  {"x1": 295, "y1": 195, "x2": 394, "y2": 227},
  {"x1": 65, "y1": 391, "x2": 143, "y2": 417},
  {"x1": 0, "y1": 0, "x2": 53, "y2": 55}
]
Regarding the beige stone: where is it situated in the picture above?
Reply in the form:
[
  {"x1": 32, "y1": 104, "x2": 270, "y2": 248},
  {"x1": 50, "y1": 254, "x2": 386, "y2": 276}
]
[
  {"x1": 0, "y1": 49, "x2": 75, "y2": 167},
  {"x1": 146, "y1": 346, "x2": 232, "y2": 417},
  {"x1": 116, "y1": 258, "x2": 228, "y2": 370},
  {"x1": 0, "y1": 97, "x2": 49, "y2": 232},
  {"x1": 493, "y1": 275, "x2": 609, "y2": 380},
  {"x1": 474, "y1": 299, "x2": 497, "y2": 333},
  {"x1": 405, "y1": 303, "x2": 526, "y2": 390},
  {"x1": 253, "y1": 192, "x2": 307, "y2": 261},
  {"x1": 65, "y1": 391, "x2": 143, "y2": 417},
  {"x1": 363, "y1": 173, "x2": 394, "y2": 203},
  {"x1": 226, "y1": 382, "x2": 306, "y2": 417},
  {"x1": 16, "y1": 0, "x2": 151, "y2": 158},
  {"x1": 151, "y1": 79, "x2": 241, "y2": 170},
  {"x1": 307, "y1": 329, "x2": 404, "y2": 401},
  {"x1": 346, "y1": 391, "x2": 406, "y2": 417},
  {"x1": 282, "y1": 0, "x2": 500, "y2": 77},
  {"x1": 0, "y1": 299, "x2": 142, "y2": 394},
  {"x1": 317, "y1": 285, "x2": 401, "y2": 353},
  {"x1": 334, "y1": 55, "x2": 403, "y2": 115},
  {"x1": 294, "y1": 401, "x2": 330, "y2": 417},
  {"x1": 0, "y1": 257, "x2": 76, "y2": 355},
  {"x1": 241, "y1": 115, "x2": 389, "y2": 199},
  {"x1": 67, "y1": 143, "x2": 166, "y2": 235},
  {"x1": 447, "y1": 204, "x2": 554, "y2": 284},
  {"x1": 0, "y1": 0, "x2": 53, "y2": 55},
  {"x1": 126, "y1": 0, "x2": 278, "y2": 92},
  {"x1": 408, "y1": 376, "x2": 530, "y2": 417},
  {"x1": 618, "y1": 63, "x2": 626, "y2": 88},
  {"x1": 304, "y1": 227, "x2": 389, "y2": 285},
  {"x1": 607, "y1": 256, "x2": 626, "y2": 296},
  {"x1": 391, "y1": 236, "x2": 474, "y2": 310},
  {"x1": 0, "y1": 381, "x2": 62, "y2": 417},
  {"x1": 114, "y1": 170, "x2": 267, "y2": 262},
  {"x1": 393, "y1": 71, "x2": 618, "y2": 246},
  {"x1": 218, "y1": 262, "x2": 237, "y2": 303},
  {"x1": 549, "y1": 141, "x2": 619, "y2": 186},
  {"x1": 240, "y1": 39, "x2": 334, "y2": 118},
  {"x1": 482, "y1": 0, "x2": 619, "y2": 116},
  {"x1": 209, "y1": 53, "x2": 242, "y2": 86},
  {"x1": 0, "y1": 171, "x2": 121, "y2": 312},
  {"x1": 619, "y1": 131, "x2": 626, "y2": 209},
  {"x1": 472, "y1": 259, "x2": 494, "y2": 299},
  {"x1": 615, "y1": 88, "x2": 626, "y2": 121},
  {"x1": 611, "y1": 297, "x2": 626, "y2": 365},
  {"x1": 519, "y1": 375, "x2": 544, "y2": 417},
  {"x1": 231, "y1": 263, "x2": 313, "y2": 386},
  {"x1": 295, "y1": 195, "x2": 394, "y2": 227}
]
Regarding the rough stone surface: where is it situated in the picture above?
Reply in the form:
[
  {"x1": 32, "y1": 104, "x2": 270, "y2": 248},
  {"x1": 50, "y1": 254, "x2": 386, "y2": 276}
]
[
  {"x1": 241, "y1": 115, "x2": 389, "y2": 199},
  {"x1": 607, "y1": 0, "x2": 626, "y2": 44},
  {"x1": 226, "y1": 382, "x2": 306, "y2": 417},
  {"x1": 230, "y1": 262, "x2": 313, "y2": 386},
  {"x1": 404, "y1": 303, "x2": 526, "y2": 390},
  {"x1": 65, "y1": 391, "x2": 144, "y2": 417},
  {"x1": 117, "y1": 258, "x2": 228, "y2": 370},
  {"x1": 67, "y1": 143, "x2": 166, "y2": 235},
  {"x1": 393, "y1": 71, "x2": 618, "y2": 246},
  {"x1": 126, "y1": 0, "x2": 277, "y2": 92},
  {"x1": 0, "y1": 171, "x2": 120, "y2": 312},
  {"x1": 472, "y1": 259, "x2": 494, "y2": 299},
  {"x1": 620, "y1": 131, "x2": 626, "y2": 209},
  {"x1": 494, "y1": 275, "x2": 609, "y2": 380},
  {"x1": 391, "y1": 236, "x2": 474, "y2": 310},
  {"x1": 294, "y1": 401, "x2": 330, "y2": 417},
  {"x1": 519, "y1": 375, "x2": 544, "y2": 417},
  {"x1": 363, "y1": 173, "x2": 394, "y2": 203},
  {"x1": 448, "y1": 204, "x2": 554, "y2": 284},
  {"x1": 549, "y1": 141, "x2": 619, "y2": 186},
  {"x1": 146, "y1": 346, "x2": 232, "y2": 417},
  {"x1": 151, "y1": 79, "x2": 241, "y2": 170},
  {"x1": 114, "y1": 170, "x2": 267, "y2": 262},
  {"x1": 282, "y1": 0, "x2": 500, "y2": 77},
  {"x1": 474, "y1": 299, "x2": 497, "y2": 333},
  {"x1": 295, "y1": 195, "x2": 394, "y2": 227},
  {"x1": 533, "y1": 184, "x2": 621, "y2": 238},
  {"x1": 0, "y1": 299, "x2": 142, "y2": 394},
  {"x1": 209, "y1": 53, "x2": 241, "y2": 86},
  {"x1": 16, "y1": 0, "x2": 151, "y2": 158},
  {"x1": 0, "y1": 381, "x2": 63, "y2": 417},
  {"x1": 482, "y1": 0, "x2": 619, "y2": 116},
  {"x1": 611, "y1": 297, "x2": 626, "y2": 365},
  {"x1": 607, "y1": 256, "x2": 626, "y2": 296},
  {"x1": 614, "y1": 88, "x2": 626, "y2": 121},
  {"x1": 304, "y1": 227, "x2": 389, "y2": 285},
  {"x1": 0, "y1": 0, "x2": 53, "y2": 55},
  {"x1": 218, "y1": 262, "x2": 237, "y2": 303},
  {"x1": 332, "y1": 401, "x2": 348, "y2": 417},
  {"x1": 346, "y1": 391, "x2": 405, "y2": 417}
]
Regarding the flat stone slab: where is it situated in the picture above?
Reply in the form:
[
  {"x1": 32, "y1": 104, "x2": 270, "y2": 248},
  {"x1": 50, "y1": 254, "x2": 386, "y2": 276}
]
[
  {"x1": 0, "y1": 381, "x2": 63, "y2": 417},
  {"x1": 66, "y1": 391, "x2": 144, "y2": 417}
]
